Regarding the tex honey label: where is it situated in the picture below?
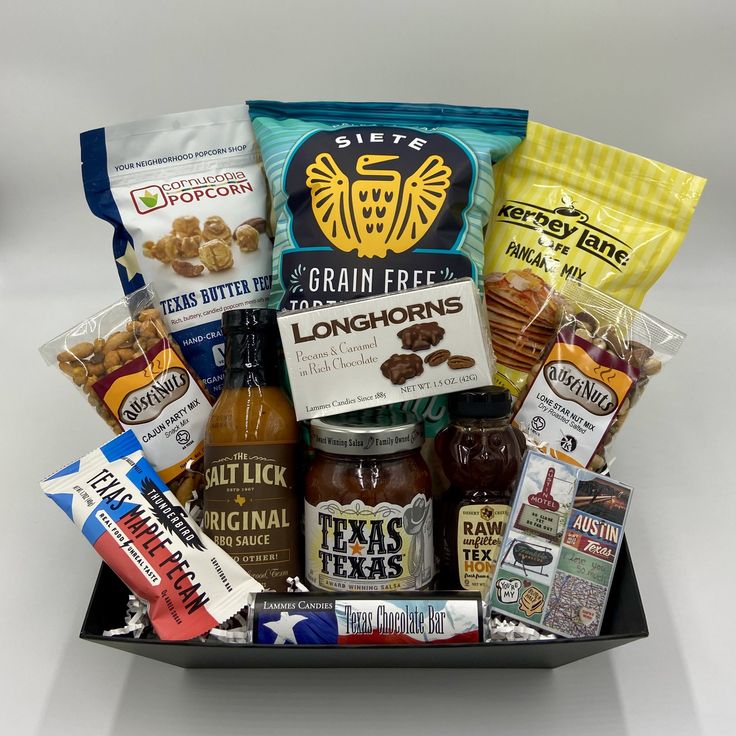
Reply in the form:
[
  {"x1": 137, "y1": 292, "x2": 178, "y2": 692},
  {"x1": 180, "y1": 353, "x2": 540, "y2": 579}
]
[
  {"x1": 305, "y1": 494, "x2": 434, "y2": 593},
  {"x1": 456, "y1": 504, "x2": 510, "y2": 592},
  {"x1": 513, "y1": 328, "x2": 638, "y2": 467},
  {"x1": 93, "y1": 338, "x2": 210, "y2": 482}
]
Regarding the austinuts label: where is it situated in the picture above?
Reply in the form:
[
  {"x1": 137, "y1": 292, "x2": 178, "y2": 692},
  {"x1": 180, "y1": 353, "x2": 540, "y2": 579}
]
[
  {"x1": 514, "y1": 329, "x2": 638, "y2": 467},
  {"x1": 305, "y1": 494, "x2": 434, "y2": 592},
  {"x1": 92, "y1": 338, "x2": 212, "y2": 483}
]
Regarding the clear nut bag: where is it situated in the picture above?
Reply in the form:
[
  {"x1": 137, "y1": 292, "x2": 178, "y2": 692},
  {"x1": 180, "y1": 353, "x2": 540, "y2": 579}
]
[
  {"x1": 39, "y1": 285, "x2": 213, "y2": 503},
  {"x1": 512, "y1": 279, "x2": 685, "y2": 471}
]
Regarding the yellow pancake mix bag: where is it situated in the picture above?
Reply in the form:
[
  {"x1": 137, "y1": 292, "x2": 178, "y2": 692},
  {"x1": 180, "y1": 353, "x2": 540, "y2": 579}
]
[{"x1": 483, "y1": 121, "x2": 705, "y2": 395}]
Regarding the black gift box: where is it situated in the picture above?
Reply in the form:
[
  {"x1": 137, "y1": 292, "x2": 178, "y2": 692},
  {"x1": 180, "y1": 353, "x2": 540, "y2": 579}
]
[{"x1": 80, "y1": 538, "x2": 647, "y2": 669}]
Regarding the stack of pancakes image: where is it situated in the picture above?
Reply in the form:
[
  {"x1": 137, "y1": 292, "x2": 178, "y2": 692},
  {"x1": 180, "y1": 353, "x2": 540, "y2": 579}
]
[{"x1": 484, "y1": 269, "x2": 559, "y2": 371}]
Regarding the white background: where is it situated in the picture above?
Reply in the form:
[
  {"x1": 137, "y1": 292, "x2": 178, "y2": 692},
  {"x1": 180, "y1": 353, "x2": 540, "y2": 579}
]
[{"x1": 1, "y1": 1, "x2": 734, "y2": 734}]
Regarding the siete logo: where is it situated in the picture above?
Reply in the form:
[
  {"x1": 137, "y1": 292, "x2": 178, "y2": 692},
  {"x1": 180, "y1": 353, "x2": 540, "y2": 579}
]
[
  {"x1": 279, "y1": 126, "x2": 476, "y2": 309},
  {"x1": 543, "y1": 360, "x2": 618, "y2": 416},
  {"x1": 289, "y1": 296, "x2": 462, "y2": 344},
  {"x1": 130, "y1": 171, "x2": 253, "y2": 215},
  {"x1": 495, "y1": 194, "x2": 632, "y2": 276},
  {"x1": 118, "y1": 367, "x2": 190, "y2": 424}
]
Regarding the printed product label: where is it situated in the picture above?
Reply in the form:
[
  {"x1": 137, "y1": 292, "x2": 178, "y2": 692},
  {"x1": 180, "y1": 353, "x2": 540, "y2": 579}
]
[
  {"x1": 513, "y1": 329, "x2": 637, "y2": 467},
  {"x1": 40, "y1": 431, "x2": 263, "y2": 641},
  {"x1": 489, "y1": 451, "x2": 632, "y2": 638},
  {"x1": 202, "y1": 443, "x2": 299, "y2": 586},
  {"x1": 456, "y1": 504, "x2": 509, "y2": 591},
  {"x1": 95, "y1": 107, "x2": 273, "y2": 396},
  {"x1": 253, "y1": 595, "x2": 481, "y2": 646},
  {"x1": 279, "y1": 126, "x2": 477, "y2": 310},
  {"x1": 93, "y1": 338, "x2": 211, "y2": 483},
  {"x1": 305, "y1": 494, "x2": 434, "y2": 592}
]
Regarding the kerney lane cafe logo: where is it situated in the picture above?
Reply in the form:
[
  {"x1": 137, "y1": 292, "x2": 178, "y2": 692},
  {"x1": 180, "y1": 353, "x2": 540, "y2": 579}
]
[{"x1": 495, "y1": 195, "x2": 632, "y2": 273}]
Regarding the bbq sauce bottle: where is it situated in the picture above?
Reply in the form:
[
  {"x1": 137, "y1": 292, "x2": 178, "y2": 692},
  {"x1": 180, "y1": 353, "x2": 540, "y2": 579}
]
[
  {"x1": 435, "y1": 387, "x2": 525, "y2": 592},
  {"x1": 202, "y1": 309, "x2": 300, "y2": 591}
]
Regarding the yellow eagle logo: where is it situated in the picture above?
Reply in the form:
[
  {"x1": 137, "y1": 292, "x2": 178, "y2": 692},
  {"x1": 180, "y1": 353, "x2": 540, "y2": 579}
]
[{"x1": 305, "y1": 153, "x2": 452, "y2": 258}]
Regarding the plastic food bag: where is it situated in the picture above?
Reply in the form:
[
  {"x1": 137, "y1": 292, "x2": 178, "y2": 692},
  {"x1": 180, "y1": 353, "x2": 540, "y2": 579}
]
[
  {"x1": 40, "y1": 285, "x2": 212, "y2": 500},
  {"x1": 484, "y1": 121, "x2": 705, "y2": 395},
  {"x1": 81, "y1": 105, "x2": 274, "y2": 397},
  {"x1": 512, "y1": 280, "x2": 685, "y2": 471},
  {"x1": 247, "y1": 100, "x2": 528, "y2": 311}
]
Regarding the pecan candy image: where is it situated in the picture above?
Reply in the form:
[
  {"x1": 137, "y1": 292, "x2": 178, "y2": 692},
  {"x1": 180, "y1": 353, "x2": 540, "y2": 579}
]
[
  {"x1": 380, "y1": 353, "x2": 424, "y2": 385},
  {"x1": 397, "y1": 321, "x2": 445, "y2": 351}
]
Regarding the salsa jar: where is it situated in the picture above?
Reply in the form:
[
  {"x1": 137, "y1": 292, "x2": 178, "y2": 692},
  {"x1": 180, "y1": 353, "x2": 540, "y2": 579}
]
[{"x1": 305, "y1": 410, "x2": 434, "y2": 592}]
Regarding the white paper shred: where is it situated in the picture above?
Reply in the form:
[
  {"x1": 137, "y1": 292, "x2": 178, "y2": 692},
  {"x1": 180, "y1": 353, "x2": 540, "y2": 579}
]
[
  {"x1": 489, "y1": 616, "x2": 557, "y2": 643},
  {"x1": 103, "y1": 595, "x2": 150, "y2": 639}
]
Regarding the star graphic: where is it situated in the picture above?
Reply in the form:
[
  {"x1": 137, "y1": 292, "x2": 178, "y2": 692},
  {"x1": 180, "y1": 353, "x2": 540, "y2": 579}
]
[
  {"x1": 116, "y1": 244, "x2": 141, "y2": 282},
  {"x1": 263, "y1": 612, "x2": 307, "y2": 645},
  {"x1": 350, "y1": 542, "x2": 363, "y2": 555}
]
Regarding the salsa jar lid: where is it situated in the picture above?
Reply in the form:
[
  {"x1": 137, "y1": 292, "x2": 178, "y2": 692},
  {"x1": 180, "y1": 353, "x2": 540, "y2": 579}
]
[{"x1": 310, "y1": 409, "x2": 424, "y2": 456}]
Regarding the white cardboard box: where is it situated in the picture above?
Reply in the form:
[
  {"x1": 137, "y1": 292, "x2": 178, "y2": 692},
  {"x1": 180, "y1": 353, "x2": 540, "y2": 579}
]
[{"x1": 277, "y1": 279, "x2": 495, "y2": 421}]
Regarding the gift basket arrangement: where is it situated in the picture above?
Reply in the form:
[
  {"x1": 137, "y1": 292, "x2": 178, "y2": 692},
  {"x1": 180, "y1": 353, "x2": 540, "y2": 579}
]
[{"x1": 39, "y1": 101, "x2": 705, "y2": 668}]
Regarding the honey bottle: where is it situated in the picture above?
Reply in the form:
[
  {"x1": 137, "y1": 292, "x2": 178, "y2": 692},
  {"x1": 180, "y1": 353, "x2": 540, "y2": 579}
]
[
  {"x1": 202, "y1": 309, "x2": 300, "y2": 590},
  {"x1": 435, "y1": 387, "x2": 525, "y2": 592}
]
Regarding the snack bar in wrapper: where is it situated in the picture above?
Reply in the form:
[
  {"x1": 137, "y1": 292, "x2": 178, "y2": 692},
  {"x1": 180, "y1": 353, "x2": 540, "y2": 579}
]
[{"x1": 41, "y1": 431, "x2": 263, "y2": 641}]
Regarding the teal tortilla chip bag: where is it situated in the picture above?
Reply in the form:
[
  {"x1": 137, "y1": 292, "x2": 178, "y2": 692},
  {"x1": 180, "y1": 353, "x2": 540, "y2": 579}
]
[{"x1": 247, "y1": 101, "x2": 528, "y2": 311}]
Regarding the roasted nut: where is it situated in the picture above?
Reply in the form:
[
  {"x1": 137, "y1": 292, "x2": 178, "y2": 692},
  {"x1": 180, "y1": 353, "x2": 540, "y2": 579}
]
[
  {"x1": 642, "y1": 357, "x2": 662, "y2": 376},
  {"x1": 234, "y1": 223, "x2": 260, "y2": 252},
  {"x1": 575, "y1": 311, "x2": 598, "y2": 334},
  {"x1": 172, "y1": 259, "x2": 205, "y2": 278},
  {"x1": 66, "y1": 341, "x2": 94, "y2": 360},
  {"x1": 171, "y1": 216, "x2": 200, "y2": 237},
  {"x1": 103, "y1": 351, "x2": 122, "y2": 370},
  {"x1": 425, "y1": 349, "x2": 450, "y2": 366},
  {"x1": 138, "y1": 308, "x2": 159, "y2": 322},
  {"x1": 447, "y1": 355, "x2": 476, "y2": 370},
  {"x1": 202, "y1": 215, "x2": 232, "y2": 242},
  {"x1": 88, "y1": 362, "x2": 106, "y2": 377},
  {"x1": 104, "y1": 331, "x2": 134, "y2": 352},
  {"x1": 71, "y1": 366, "x2": 87, "y2": 386},
  {"x1": 199, "y1": 238, "x2": 234, "y2": 272},
  {"x1": 590, "y1": 454, "x2": 607, "y2": 472}
]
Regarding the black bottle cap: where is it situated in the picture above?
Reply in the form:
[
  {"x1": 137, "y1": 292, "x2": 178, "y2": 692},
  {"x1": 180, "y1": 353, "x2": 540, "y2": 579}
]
[
  {"x1": 448, "y1": 386, "x2": 512, "y2": 419},
  {"x1": 221, "y1": 308, "x2": 277, "y2": 333}
]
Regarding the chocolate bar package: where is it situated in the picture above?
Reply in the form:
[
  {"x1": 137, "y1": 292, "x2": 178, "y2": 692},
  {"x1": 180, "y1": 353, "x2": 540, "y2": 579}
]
[
  {"x1": 252, "y1": 592, "x2": 482, "y2": 646},
  {"x1": 488, "y1": 450, "x2": 632, "y2": 638}
]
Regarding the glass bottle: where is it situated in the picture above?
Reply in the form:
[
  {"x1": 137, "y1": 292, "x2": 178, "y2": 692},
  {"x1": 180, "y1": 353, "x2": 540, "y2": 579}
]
[
  {"x1": 202, "y1": 308, "x2": 300, "y2": 591},
  {"x1": 435, "y1": 386, "x2": 525, "y2": 592}
]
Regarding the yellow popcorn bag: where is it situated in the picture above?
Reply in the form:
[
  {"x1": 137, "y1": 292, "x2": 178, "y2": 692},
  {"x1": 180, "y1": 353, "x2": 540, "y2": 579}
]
[{"x1": 483, "y1": 122, "x2": 705, "y2": 395}]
